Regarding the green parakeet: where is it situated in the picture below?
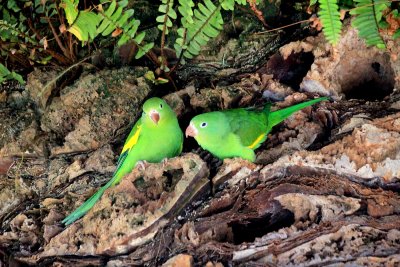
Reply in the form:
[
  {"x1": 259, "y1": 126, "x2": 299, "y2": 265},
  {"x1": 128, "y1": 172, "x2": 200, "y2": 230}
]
[
  {"x1": 185, "y1": 97, "x2": 328, "y2": 162},
  {"x1": 62, "y1": 97, "x2": 183, "y2": 225}
]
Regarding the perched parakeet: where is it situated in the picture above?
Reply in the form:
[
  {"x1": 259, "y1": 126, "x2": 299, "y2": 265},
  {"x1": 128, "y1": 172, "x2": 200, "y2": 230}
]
[
  {"x1": 62, "y1": 97, "x2": 183, "y2": 225},
  {"x1": 185, "y1": 97, "x2": 328, "y2": 162}
]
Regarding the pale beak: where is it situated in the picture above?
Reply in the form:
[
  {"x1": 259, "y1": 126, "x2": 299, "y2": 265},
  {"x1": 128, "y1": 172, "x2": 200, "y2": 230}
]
[
  {"x1": 150, "y1": 110, "x2": 160, "y2": 125},
  {"x1": 185, "y1": 123, "x2": 198, "y2": 138}
]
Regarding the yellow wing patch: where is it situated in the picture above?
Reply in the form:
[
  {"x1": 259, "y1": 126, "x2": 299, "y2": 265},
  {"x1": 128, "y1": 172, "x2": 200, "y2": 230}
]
[
  {"x1": 121, "y1": 124, "x2": 142, "y2": 154},
  {"x1": 247, "y1": 133, "x2": 265, "y2": 149}
]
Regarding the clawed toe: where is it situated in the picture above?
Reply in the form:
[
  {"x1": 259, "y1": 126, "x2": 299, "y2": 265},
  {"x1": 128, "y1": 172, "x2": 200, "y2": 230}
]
[
  {"x1": 135, "y1": 160, "x2": 149, "y2": 171},
  {"x1": 161, "y1": 158, "x2": 168, "y2": 168}
]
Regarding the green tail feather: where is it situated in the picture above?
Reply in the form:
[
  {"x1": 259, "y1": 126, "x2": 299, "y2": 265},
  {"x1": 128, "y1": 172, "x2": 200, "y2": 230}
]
[
  {"x1": 268, "y1": 97, "x2": 328, "y2": 127},
  {"x1": 62, "y1": 174, "x2": 119, "y2": 226}
]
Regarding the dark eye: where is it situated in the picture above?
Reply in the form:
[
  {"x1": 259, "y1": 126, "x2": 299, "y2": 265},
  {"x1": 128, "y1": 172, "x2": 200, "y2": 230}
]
[
  {"x1": 200, "y1": 122, "x2": 207, "y2": 128},
  {"x1": 160, "y1": 103, "x2": 163, "y2": 109}
]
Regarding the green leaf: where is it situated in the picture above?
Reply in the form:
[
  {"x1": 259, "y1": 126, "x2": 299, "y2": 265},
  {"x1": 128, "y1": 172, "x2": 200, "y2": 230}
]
[
  {"x1": 135, "y1": 42, "x2": 154, "y2": 59},
  {"x1": 63, "y1": 0, "x2": 79, "y2": 25},
  {"x1": 159, "y1": 4, "x2": 167, "y2": 13},
  {"x1": 168, "y1": 8, "x2": 177, "y2": 19},
  {"x1": 0, "y1": 63, "x2": 24, "y2": 84},
  {"x1": 68, "y1": 11, "x2": 101, "y2": 41},
  {"x1": 133, "y1": 31, "x2": 145, "y2": 44}
]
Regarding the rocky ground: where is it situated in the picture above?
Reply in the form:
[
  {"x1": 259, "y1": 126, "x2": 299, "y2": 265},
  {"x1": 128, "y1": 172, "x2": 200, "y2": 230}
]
[{"x1": 1, "y1": 22, "x2": 400, "y2": 266}]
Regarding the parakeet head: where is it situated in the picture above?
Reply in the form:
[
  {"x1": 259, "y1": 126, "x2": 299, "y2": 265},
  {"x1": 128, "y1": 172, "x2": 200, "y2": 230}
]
[
  {"x1": 142, "y1": 97, "x2": 175, "y2": 127},
  {"x1": 186, "y1": 112, "x2": 229, "y2": 144}
]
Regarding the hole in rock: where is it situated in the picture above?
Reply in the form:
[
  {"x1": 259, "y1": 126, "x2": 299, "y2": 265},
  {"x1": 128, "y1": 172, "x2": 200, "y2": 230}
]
[
  {"x1": 230, "y1": 209, "x2": 294, "y2": 244},
  {"x1": 343, "y1": 78, "x2": 394, "y2": 101},
  {"x1": 339, "y1": 59, "x2": 395, "y2": 101},
  {"x1": 163, "y1": 169, "x2": 183, "y2": 192},
  {"x1": 261, "y1": 52, "x2": 314, "y2": 90}
]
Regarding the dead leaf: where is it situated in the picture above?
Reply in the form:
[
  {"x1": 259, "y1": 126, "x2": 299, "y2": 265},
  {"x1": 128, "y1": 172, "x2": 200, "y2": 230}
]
[
  {"x1": 43, "y1": 37, "x2": 48, "y2": 50},
  {"x1": 112, "y1": 28, "x2": 122, "y2": 37},
  {"x1": 309, "y1": 16, "x2": 322, "y2": 31},
  {"x1": 340, "y1": 9, "x2": 347, "y2": 20},
  {"x1": 59, "y1": 24, "x2": 66, "y2": 34}
]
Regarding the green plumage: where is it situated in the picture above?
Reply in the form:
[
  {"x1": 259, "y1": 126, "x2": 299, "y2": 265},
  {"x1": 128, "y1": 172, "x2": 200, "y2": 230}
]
[
  {"x1": 186, "y1": 97, "x2": 328, "y2": 162},
  {"x1": 62, "y1": 97, "x2": 183, "y2": 225}
]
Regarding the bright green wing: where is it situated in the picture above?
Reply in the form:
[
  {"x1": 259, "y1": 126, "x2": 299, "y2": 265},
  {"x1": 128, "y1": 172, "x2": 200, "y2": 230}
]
[
  {"x1": 116, "y1": 118, "x2": 142, "y2": 168},
  {"x1": 223, "y1": 108, "x2": 269, "y2": 150}
]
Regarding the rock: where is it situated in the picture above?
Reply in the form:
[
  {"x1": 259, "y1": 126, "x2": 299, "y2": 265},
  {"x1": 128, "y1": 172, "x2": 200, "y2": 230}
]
[
  {"x1": 25, "y1": 67, "x2": 61, "y2": 108},
  {"x1": 40, "y1": 153, "x2": 208, "y2": 257},
  {"x1": 0, "y1": 179, "x2": 26, "y2": 220},
  {"x1": 40, "y1": 67, "x2": 152, "y2": 156},
  {"x1": 204, "y1": 261, "x2": 224, "y2": 267},
  {"x1": 279, "y1": 21, "x2": 399, "y2": 100},
  {"x1": 274, "y1": 193, "x2": 361, "y2": 222},
  {"x1": 264, "y1": 113, "x2": 400, "y2": 182},
  {"x1": 0, "y1": 214, "x2": 40, "y2": 251},
  {"x1": 161, "y1": 254, "x2": 193, "y2": 267},
  {"x1": 0, "y1": 109, "x2": 44, "y2": 157},
  {"x1": 189, "y1": 76, "x2": 263, "y2": 112},
  {"x1": 233, "y1": 224, "x2": 400, "y2": 265}
]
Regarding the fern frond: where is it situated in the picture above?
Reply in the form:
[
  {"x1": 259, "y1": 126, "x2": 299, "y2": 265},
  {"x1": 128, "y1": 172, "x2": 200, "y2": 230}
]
[
  {"x1": 350, "y1": 0, "x2": 389, "y2": 48},
  {"x1": 156, "y1": 0, "x2": 177, "y2": 35},
  {"x1": 175, "y1": 0, "x2": 225, "y2": 59},
  {"x1": 177, "y1": 0, "x2": 194, "y2": 27},
  {"x1": 173, "y1": 0, "x2": 194, "y2": 61},
  {"x1": 97, "y1": 0, "x2": 153, "y2": 57},
  {"x1": 0, "y1": 20, "x2": 37, "y2": 44},
  {"x1": 318, "y1": 0, "x2": 342, "y2": 45}
]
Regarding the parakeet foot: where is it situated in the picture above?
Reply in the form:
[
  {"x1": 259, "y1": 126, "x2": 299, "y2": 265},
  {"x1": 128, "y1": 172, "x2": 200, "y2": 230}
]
[{"x1": 135, "y1": 160, "x2": 149, "y2": 171}]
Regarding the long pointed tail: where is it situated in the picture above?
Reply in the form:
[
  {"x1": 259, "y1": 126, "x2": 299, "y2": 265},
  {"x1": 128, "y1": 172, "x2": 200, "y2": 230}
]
[
  {"x1": 268, "y1": 97, "x2": 328, "y2": 128},
  {"x1": 62, "y1": 174, "x2": 119, "y2": 226}
]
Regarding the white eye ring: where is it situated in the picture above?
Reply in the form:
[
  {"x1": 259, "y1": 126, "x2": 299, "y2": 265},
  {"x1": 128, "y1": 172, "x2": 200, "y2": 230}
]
[
  {"x1": 200, "y1": 122, "x2": 207, "y2": 128},
  {"x1": 160, "y1": 103, "x2": 163, "y2": 109}
]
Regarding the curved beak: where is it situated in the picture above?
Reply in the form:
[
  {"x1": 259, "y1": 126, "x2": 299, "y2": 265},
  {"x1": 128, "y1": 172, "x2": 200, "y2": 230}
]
[
  {"x1": 185, "y1": 123, "x2": 198, "y2": 138},
  {"x1": 149, "y1": 110, "x2": 160, "y2": 125}
]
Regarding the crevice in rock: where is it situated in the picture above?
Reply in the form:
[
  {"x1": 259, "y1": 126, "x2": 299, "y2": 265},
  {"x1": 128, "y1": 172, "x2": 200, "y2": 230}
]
[{"x1": 230, "y1": 210, "x2": 294, "y2": 244}]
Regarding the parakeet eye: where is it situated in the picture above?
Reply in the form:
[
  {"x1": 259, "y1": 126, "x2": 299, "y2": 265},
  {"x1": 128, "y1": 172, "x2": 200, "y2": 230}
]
[
  {"x1": 160, "y1": 103, "x2": 163, "y2": 109},
  {"x1": 200, "y1": 122, "x2": 207, "y2": 128}
]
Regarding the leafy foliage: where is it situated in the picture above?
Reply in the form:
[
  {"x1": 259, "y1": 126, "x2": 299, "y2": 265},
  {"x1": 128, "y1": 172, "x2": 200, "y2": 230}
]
[
  {"x1": 350, "y1": 0, "x2": 390, "y2": 49},
  {"x1": 156, "y1": 0, "x2": 177, "y2": 35},
  {"x1": 0, "y1": 0, "x2": 58, "y2": 67},
  {"x1": 61, "y1": 0, "x2": 153, "y2": 59},
  {"x1": 0, "y1": 19, "x2": 37, "y2": 45},
  {"x1": 318, "y1": 0, "x2": 342, "y2": 44},
  {"x1": 63, "y1": 0, "x2": 101, "y2": 42},
  {"x1": 0, "y1": 63, "x2": 25, "y2": 84},
  {"x1": 315, "y1": 0, "x2": 393, "y2": 48},
  {"x1": 174, "y1": 0, "x2": 247, "y2": 60},
  {"x1": 3, "y1": 0, "x2": 398, "y2": 86},
  {"x1": 177, "y1": 0, "x2": 224, "y2": 59}
]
